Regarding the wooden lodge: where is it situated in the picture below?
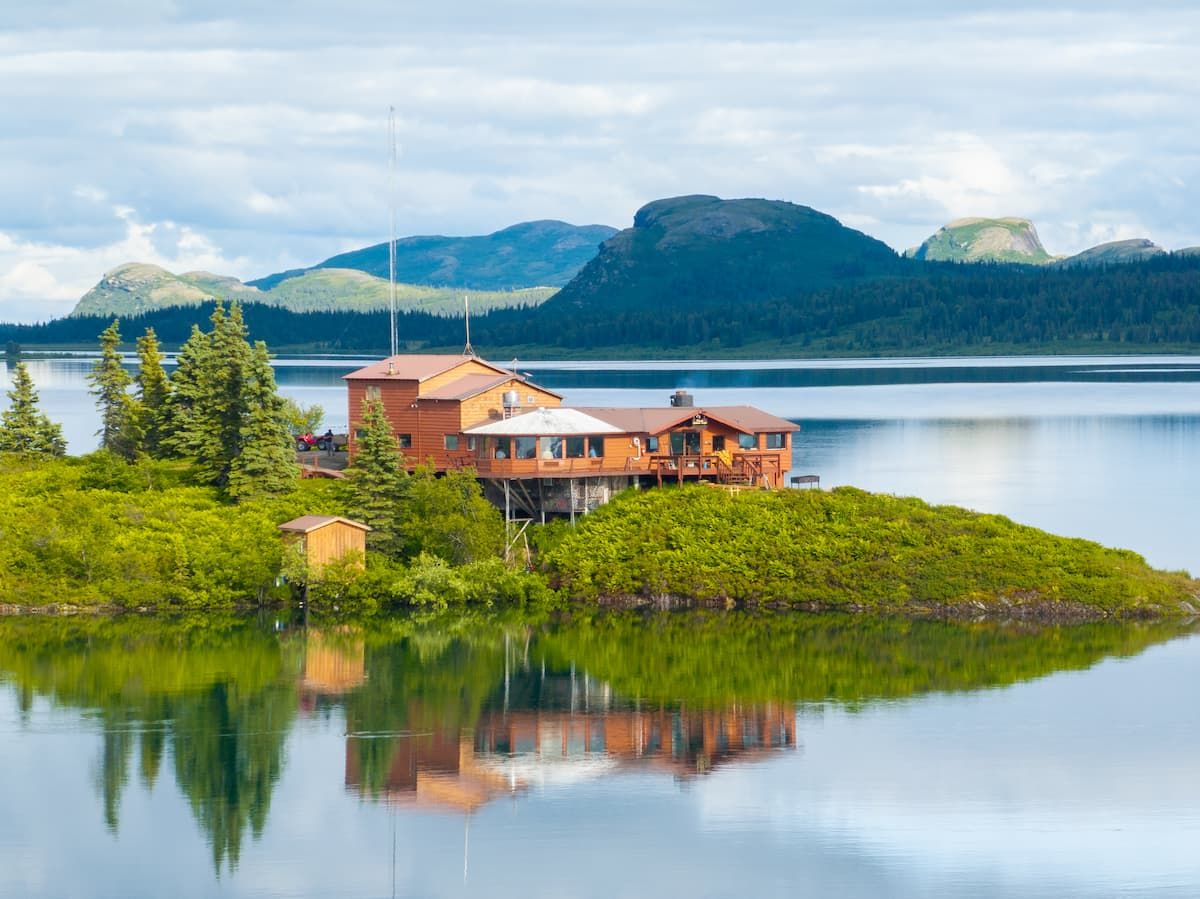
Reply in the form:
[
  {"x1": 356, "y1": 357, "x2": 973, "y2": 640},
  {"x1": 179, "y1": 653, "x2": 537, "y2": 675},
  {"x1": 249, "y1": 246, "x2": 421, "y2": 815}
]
[{"x1": 344, "y1": 354, "x2": 798, "y2": 519}]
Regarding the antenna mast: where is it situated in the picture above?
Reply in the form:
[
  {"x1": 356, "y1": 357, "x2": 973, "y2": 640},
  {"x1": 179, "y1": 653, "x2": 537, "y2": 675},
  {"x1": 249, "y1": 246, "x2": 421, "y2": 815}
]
[
  {"x1": 462, "y1": 294, "x2": 474, "y2": 356},
  {"x1": 388, "y1": 106, "x2": 398, "y2": 357}
]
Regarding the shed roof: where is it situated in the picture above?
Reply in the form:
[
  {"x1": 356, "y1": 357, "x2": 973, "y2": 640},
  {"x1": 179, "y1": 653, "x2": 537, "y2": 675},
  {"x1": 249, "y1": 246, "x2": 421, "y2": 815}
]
[
  {"x1": 576, "y1": 406, "x2": 798, "y2": 435},
  {"x1": 343, "y1": 354, "x2": 511, "y2": 382},
  {"x1": 464, "y1": 407, "x2": 622, "y2": 436},
  {"x1": 278, "y1": 515, "x2": 371, "y2": 534}
]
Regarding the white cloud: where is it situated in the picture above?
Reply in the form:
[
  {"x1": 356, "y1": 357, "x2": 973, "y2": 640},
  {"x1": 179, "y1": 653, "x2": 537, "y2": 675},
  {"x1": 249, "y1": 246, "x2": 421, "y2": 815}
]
[
  {"x1": 0, "y1": 205, "x2": 250, "y2": 323},
  {"x1": 2, "y1": 1, "x2": 1200, "y2": 316}
]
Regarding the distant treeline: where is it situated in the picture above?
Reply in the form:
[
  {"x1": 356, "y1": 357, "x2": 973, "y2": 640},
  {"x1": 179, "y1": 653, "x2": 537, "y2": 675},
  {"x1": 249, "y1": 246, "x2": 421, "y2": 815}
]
[{"x1": 6, "y1": 253, "x2": 1200, "y2": 354}]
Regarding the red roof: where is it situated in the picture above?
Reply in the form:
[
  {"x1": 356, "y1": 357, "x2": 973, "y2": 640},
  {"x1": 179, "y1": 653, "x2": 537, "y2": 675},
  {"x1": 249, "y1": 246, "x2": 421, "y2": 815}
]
[
  {"x1": 343, "y1": 354, "x2": 512, "y2": 382},
  {"x1": 574, "y1": 406, "x2": 798, "y2": 435},
  {"x1": 278, "y1": 515, "x2": 371, "y2": 534},
  {"x1": 422, "y1": 373, "x2": 563, "y2": 402}
]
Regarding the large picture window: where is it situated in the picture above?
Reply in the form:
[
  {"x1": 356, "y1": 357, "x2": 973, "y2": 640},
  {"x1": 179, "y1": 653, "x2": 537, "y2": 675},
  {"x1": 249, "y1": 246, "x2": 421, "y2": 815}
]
[
  {"x1": 738, "y1": 433, "x2": 757, "y2": 450},
  {"x1": 566, "y1": 436, "x2": 585, "y2": 458},
  {"x1": 587, "y1": 436, "x2": 605, "y2": 458},
  {"x1": 516, "y1": 437, "x2": 537, "y2": 460},
  {"x1": 765, "y1": 433, "x2": 786, "y2": 449}
]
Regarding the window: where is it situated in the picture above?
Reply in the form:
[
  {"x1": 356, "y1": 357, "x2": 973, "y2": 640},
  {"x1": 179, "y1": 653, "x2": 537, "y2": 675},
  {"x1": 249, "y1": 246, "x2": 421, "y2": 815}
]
[
  {"x1": 712, "y1": 435, "x2": 726, "y2": 452},
  {"x1": 365, "y1": 385, "x2": 381, "y2": 401},
  {"x1": 541, "y1": 436, "x2": 563, "y2": 459},
  {"x1": 516, "y1": 436, "x2": 537, "y2": 459},
  {"x1": 354, "y1": 429, "x2": 367, "y2": 439},
  {"x1": 467, "y1": 436, "x2": 477, "y2": 452},
  {"x1": 494, "y1": 437, "x2": 511, "y2": 459},
  {"x1": 738, "y1": 433, "x2": 757, "y2": 450},
  {"x1": 566, "y1": 436, "x2": 585, "y2": 458},
  {"x1": 397, "y1": 433, "x2": 412, "y2": 449},
  {"x1": 444, "y1": 434, "x2": 459, "y2": 451},
  {"x1": 765, "y1": 432, "x2": 786, "y2": 449},
  {"x1": 587, "y1": 436, "x2": 605, "y2": 458},
  {"x1": 646, "y1": 435, "x2": 659, "y2": 453}
]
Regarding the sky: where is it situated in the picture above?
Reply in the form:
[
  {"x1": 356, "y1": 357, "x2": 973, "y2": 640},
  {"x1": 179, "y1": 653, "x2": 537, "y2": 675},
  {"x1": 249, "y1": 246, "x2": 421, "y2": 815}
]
[{"x1": 2, "y1": 1, "x2": 1199, "y2": 322}]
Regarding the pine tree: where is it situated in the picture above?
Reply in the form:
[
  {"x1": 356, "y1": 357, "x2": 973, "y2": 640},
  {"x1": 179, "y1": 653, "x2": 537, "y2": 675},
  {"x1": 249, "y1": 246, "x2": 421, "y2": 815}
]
[
  {"x1": 135, "y1": 328, "x2": 171, "y2": 457},
  {"x1": 227, "y1": 343, "x2": 299, "y2": 502},
  {"x1": 345, "y1": 397, "x2": 407, "y2": 556},
  {"x1": 88, "y1": 320, "x2": 140, "y2": 459},
  {"x1": 0, "y1": 361, "x2": 66, "y2": 455},
  {"x1": 158, "y1": 323, "x2": 212, "y2": 459}
]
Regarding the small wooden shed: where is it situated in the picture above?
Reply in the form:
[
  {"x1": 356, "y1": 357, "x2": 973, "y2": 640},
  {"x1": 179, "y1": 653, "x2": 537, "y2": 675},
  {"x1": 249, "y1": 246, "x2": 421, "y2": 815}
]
[{"x1": 278, "y1": 515, "x2": 370, "y2": 572}]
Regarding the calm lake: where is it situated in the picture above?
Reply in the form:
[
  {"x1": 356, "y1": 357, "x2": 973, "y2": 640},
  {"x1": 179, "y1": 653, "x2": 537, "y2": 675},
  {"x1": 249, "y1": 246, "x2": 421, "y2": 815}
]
[{"x1": 3, "y1": 355, "x2": 1199, "y2": 897}]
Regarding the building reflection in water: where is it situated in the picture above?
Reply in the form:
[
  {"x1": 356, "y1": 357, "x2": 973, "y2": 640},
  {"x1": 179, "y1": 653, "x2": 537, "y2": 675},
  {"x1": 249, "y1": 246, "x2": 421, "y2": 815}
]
[{"x1": 339, "y1": 661, "x2": 797, "y2": 813}]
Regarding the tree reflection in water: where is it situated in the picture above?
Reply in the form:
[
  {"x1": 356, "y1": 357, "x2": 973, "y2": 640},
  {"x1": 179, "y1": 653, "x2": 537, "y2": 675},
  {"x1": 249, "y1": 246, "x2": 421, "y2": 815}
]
[{"x1": 0, "y1": 611, "x2": 1191, "y2": 868}]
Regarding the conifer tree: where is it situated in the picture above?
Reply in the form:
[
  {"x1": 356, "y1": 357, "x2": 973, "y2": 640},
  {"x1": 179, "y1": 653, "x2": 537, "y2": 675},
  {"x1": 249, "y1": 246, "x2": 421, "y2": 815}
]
[
  {"x1": 0, "y1": 361, "x2": 66, "y2": 455},
  {"x1": 158, "y1": 322, "x2": 212, "y2": 459},
  {"x1": 135, "y1": 328, "x2": 171, "y2": 457},
  {"x1": 88, "y1": 320, "x2": 140, "y2": 459},
  {"x1": 226, "y1": 343, "x2": 299, "y2": 502},
  {"x1": 345, "y1": 397, "x2": 407, "y2": 556}
]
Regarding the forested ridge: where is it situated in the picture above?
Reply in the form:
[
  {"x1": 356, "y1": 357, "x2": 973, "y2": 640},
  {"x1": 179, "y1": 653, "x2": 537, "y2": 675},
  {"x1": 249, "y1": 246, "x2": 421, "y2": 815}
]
[{"x1": 5, "y1": 253, "x2": 1200, "y2": 355}]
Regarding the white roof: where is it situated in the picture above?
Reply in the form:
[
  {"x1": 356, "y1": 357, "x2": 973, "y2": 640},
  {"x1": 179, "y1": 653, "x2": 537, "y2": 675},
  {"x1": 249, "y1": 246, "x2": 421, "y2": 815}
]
[{"x1": 464, "y1": 407, "x2": 622, "y2": 436}]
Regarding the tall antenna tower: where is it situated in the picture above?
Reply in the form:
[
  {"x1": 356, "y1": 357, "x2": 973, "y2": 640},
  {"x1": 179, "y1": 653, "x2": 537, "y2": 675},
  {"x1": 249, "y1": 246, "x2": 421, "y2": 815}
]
[
  {"x1": 387, "y1": 106, "x2": 398, "y2": 357},
  {"x1": 462, "y1": 294, "x2": 474, "y2": 356}
]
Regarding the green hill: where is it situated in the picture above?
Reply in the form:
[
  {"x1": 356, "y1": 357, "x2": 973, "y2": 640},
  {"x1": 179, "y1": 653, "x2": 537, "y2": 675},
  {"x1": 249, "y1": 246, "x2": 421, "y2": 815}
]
[
  {"x1": 909, "y1": 217, "x2": 1054, "y2": 264},
  {"x1": 70, "y1": 265, "x2": 555, "y2": 318},
  {"x1": 547, "y1": 195, "x2": 903, "y2": 313},
  {"x1": 248, "y1": 220, "x2": 617, "y2": 291},
  {"x1": 72, "y1": 263, "x2": 264, "y2": 317},
  {"x1": 1053, "y1": 239, "x2": 1167, "y2": 268}
]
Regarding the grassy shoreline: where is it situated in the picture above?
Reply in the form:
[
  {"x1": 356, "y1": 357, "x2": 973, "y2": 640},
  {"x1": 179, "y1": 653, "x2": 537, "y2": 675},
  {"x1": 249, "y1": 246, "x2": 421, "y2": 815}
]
[{"x1": 2, "y1": 456, "x2": 1196, "y2": 620}]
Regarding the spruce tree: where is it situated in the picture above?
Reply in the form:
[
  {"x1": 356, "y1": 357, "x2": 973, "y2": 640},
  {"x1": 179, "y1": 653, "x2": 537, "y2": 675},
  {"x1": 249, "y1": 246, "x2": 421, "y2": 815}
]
[
  {"x1": 0, "y1": 361, "x2": 66, "y2": 455},
  {"x1": 227, "y1": 343, "x2": 299, "y2": 502},
  {"x1": 135, "y1": 328, "x2": 171, "y2": 457},
  {"x1": 158, "y1": 322, "x2": 212, "y2": 459},
  {"x1": 88, "y1": 320, "x2": 140, "y2": 459},
  {"x1": 345, "y1": 397, "x2": 407, "y2": 556}
]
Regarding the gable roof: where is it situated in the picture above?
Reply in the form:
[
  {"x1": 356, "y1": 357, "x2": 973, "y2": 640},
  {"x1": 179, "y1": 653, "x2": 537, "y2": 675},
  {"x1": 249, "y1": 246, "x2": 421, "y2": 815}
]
[
  {"x1": 278, "y1": 515, "x2": 371, "y2": 534},
  {"x1": 421, "y1": 373, "x2": 563, "y2": 402},
  {"x1": 575, "y1": 406, "x2": 798, "y2": 435},
  {"x1": 465, "y1": 407, "x2": 622, "y2": 436},
  {"x1": 343, "y1": 354, "x2": 512, "y2": 382}
]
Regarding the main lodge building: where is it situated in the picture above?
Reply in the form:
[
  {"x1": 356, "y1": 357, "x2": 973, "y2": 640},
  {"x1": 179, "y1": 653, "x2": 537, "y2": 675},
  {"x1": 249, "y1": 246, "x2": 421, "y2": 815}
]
[{"x1": 344, "y1": 353, "x2": 797, "y2": 519}]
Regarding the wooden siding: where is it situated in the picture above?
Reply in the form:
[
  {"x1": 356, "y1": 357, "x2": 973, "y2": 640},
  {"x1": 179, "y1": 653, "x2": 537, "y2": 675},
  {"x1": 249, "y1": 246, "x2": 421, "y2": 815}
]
[{"x1": 292, "y1": 521, "x2": 367, "y2": 572}]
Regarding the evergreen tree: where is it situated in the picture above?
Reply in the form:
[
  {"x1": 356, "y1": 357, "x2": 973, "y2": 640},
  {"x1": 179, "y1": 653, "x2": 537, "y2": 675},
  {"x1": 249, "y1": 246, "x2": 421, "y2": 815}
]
[
  {"x1": 344, "y1": 397, "x2": 407, "y2": 556},
  {"x1": 135, "y1": 328, "x2": 171, "y2": 457},
  {"x1": 88, "y1": 320, "x2": 140, "y2": 459},
  {"x1": 226, "y1": 343, "x2": 299, "y2": 502},
  {"x1": 158, "y1": 322, "x2": 212, "y2": 459},
  {"x1": 0, "y1": 361, "x2": 66, "y2": 455}
]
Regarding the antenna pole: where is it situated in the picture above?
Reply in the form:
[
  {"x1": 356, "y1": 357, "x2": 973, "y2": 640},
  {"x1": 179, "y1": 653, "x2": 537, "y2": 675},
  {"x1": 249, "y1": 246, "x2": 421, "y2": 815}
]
[
  {"x1": 463, "y1": 294, "x2": 474, "y2": 356},
  {"x1": 388, "y1": 107, "x2": 398, "y2": 358}
]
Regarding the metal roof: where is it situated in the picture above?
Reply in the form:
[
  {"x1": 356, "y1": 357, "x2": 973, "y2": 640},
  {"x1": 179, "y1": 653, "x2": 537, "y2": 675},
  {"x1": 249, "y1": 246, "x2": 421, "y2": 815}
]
[
  {"x1": 575, "y1": 405, "x2": 798, "y2": 435},
  {"x1": 277, "y1": 515, "x2": 371, "y2": 534},
  {"x1": 464, "y1": 407, "x2": 623, "y2": 436},
  {"x1": 343, "y1": 354, "x2": 512, "y2": 382}
]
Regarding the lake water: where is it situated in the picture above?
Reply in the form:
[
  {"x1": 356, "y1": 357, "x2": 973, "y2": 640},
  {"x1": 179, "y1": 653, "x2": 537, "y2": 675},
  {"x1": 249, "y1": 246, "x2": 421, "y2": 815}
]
[
  {"x1": 1, "y1": 612, "x2": 1198, "y2": 899},
  {"x1": 3, "y1": 355, "x2": 1200, "y2": 897},
  {"x1": 7, "y1": 354, "x2": 1199, "y2": 574}
]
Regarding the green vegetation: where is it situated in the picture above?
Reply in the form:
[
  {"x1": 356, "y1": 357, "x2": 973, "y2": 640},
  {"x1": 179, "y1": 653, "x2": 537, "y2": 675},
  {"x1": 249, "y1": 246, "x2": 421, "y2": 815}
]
[
  {"x1": 12, "y1": 232, "x2": 1200, "y2": 359},
  {"x1": 1053, "y1": 238, "x2": 1166, "y2": 268},
  {"x1": 910, "y1": 217, "x2": 1054, "y2": 264},
  {"x1": 70, "y1": 262, "x2": 557, "y2": 318},
  {"x1": 249, "y1": 219, "x2": 617, "y2": 291},
  {"x1": 542, "y1": 486, "x2": 1198, "y2": 617},
  {"x1": 0, "y1": 361, "x2": 65, "y2": 455},
  {"x1": 89, "y1": 320, "x2": 139, "y2": 459}
]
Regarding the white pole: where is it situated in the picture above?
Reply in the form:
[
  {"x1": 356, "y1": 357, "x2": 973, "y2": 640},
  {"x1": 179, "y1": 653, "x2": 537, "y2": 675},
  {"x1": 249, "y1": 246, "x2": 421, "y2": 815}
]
[{"x1": 388, "y1": 107, "x2": 398, "y2": 358}]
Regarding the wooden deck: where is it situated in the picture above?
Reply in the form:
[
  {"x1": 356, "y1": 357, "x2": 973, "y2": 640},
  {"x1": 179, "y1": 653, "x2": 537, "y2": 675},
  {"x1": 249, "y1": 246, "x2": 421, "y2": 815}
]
[{"x1": 458, "y1": 449, "x2": 786, "y2": 488}]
